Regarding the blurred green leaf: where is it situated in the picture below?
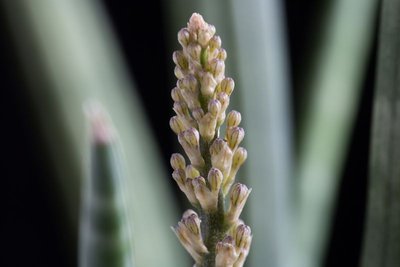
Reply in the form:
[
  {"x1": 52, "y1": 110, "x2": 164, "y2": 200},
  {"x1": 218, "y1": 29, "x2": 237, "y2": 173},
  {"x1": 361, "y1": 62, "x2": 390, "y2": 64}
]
[
  {"x1": 80, "y1": 130, "x2": 134, "y2": 267},
  {"x1": 3, "y1": 0, "x2": 187, "y2": 266},
  {"x1": 361, "y1": 0, "x2": 400, "y2": 266},
  {"x1": 296, "y1": 1, "x2": 378, "y2": 267},
  {"x1": 230, "y1": 1, "x2": 295, "y2": 267}
]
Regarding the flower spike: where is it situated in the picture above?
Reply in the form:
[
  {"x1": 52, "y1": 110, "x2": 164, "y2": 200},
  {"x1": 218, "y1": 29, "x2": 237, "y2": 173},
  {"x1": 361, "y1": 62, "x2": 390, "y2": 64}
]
[{"x1": 169, "y1": 13, "x2": 252, "y2": 266}]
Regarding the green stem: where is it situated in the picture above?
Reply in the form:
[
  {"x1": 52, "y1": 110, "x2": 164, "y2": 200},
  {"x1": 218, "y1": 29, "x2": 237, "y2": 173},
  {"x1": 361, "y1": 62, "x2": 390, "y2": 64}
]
[
  {"x1": 200, "y1": 192, "x2": 225, "y2": 267},
  {"x1": 199, "y1": 137, "x2": 226, "y2": 267}
]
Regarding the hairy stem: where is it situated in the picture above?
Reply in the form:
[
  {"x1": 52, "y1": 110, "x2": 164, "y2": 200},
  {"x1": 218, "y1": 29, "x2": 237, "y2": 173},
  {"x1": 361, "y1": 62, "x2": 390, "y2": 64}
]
[{"x1": 199, "y1": 138, "x2": 226, "y2": 267}]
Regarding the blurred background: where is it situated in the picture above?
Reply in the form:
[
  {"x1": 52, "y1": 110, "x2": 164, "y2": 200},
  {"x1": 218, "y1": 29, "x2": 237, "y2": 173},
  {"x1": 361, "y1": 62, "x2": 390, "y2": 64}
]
[{"x1": 1, "y1": 0, "x2": 391, "y2": 266}]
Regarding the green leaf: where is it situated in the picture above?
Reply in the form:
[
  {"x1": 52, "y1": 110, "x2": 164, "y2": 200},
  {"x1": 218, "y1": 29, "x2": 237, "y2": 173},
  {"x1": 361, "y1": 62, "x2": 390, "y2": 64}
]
[
  {"x1": 361, "y1": 0, "x2": 400, "y2": 266},
  {"x1": 229, "y1": 1, "x2": 295, "y2": 267},
  {"x1": 80, "y1": 130, "x2": 134, "y2": 267},
  {"x1": 295, "y1": 1, "x2": 378, "y2": 267},
  {"x1": 2, "y1": 1, "x2": 187, "y2": 266}
]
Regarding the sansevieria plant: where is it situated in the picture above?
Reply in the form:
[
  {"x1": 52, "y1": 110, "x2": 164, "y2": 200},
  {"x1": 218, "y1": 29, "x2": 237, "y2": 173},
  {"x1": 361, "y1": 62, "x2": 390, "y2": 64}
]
[{"x1": 169, "y1": 13, "x2": 252, "y2": 267}]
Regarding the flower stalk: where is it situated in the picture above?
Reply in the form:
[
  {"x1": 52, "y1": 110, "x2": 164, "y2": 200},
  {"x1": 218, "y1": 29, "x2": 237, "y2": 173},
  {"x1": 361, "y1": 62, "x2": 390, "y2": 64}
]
[{"x1": 170, "y1": 13, "x2": 252, "y2": 267}]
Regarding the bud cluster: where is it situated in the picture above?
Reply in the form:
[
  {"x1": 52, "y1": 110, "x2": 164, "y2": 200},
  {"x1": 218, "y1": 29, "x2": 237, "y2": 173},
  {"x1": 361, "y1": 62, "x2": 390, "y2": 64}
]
[{"x1": 169, "y1": 13, "x2": 252, "y2": 267}]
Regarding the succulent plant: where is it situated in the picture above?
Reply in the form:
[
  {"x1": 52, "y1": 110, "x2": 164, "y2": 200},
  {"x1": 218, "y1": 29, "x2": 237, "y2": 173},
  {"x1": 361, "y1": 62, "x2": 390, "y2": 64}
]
[{"x1": 169, "y1": 13, "x2": 252, "y2": 267}]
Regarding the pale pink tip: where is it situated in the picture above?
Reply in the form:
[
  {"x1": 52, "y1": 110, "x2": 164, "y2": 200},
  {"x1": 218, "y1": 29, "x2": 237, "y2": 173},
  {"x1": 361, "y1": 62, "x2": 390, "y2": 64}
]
[
  {"x1": 188, "y1": 13, "x2": 207, "y2": 31},
  {"x1": 84, "y1": 101, "x2": 116, "y2": 144}
]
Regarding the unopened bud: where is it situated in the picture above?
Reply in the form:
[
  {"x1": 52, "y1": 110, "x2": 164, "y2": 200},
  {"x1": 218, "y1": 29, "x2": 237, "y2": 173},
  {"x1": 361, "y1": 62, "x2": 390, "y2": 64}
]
[
  {"x1": 208, "y1": 167, "x2": 223, "y2": 192},
  {"x1": 209, "y1": 35, "x2": 222, "y2": 50},
  {"x1": 173, "y1": 51, "x2": 188, "y2": 69},
  {"x1": 170, "y1": 153, "x2": 186, "y2": 170},
  {"x1": 188, "y1": 13, "x2": 207, "y2": 32},
  {"x1": 171, "y1": 87, "x2": 183, "y2": 102},
  {"x1": 192, "y1": 108, "x2": 205, "y2": 121},
  {"x1": 226, "y1": 127, "x2": 245, "y2": 151},
  {"x1": 208, "y1": 59, "x2": 225, "y2": 82},
  {"x1": 170, "y1": 116, "x2": 186, "y2": 134},
  {"x1": 217, "y1": 48, "x2": 227, "y2": 61},
  {"x1": 173, "y1": 101, "x2": 190, "y2": 118},
  {"x1": 174, "y1": 66, "x2": 185, "y2": 79},
  {"x1": 218, "y1": 77, "x2": 235, "y2": 96},
  {"x1": 178, "y1": 75, "x2": 199, "y2": 93},
  {"x1": 185, "y1": 165, "x2": 200, "y2": 179},
  {"x1": 227, "y1": 183, "x2": 252, "y2": 224},
  {"x1": 232, "y1": 147, "x2": 247, "y2": 169},
  {"x1": 178, "y1": 28, "x2": 190, "y2": 47},
  {"x1": 184, "y1": 178, "x2": 199, "y2": 205},
  {"x1": 198, "y1": 28, "x2": 213, "y2": 47},
  {"x1": 172, "y1": 169, "x2": 186, "y2": 192},
  {"x1": 230, "y1": 183, "x2": 251, "y2": 206},
  {"x1": 226, "y1": 110, "x2": 241, "y2": 128},
  {"x1": 234, "y1": 224, "x2": 252, "y2": 249},
  {"x1": 217, "y1": 92, "x2": 230, "y2": 111},
  {"x1": 186, "y1": 43, "x2": 202, "y2": 61},
  {"x1": 210, "y1": 138, "x2": 233, "y2": 177},
  {"x1": 182, "y1": 212, "x2": 201, "y2": 235},
  {"x1": 223, "y1": 147, "x2": 248, "y2": 195},
  {"x1": 193, "y1": 176, "x2": 217, "y2": 211},
  {"x1": 208, "y1": 99, "x2": 221, "y2": 116},
  {"x1": 200, "y1": 72, "x2": 217, "y2": 97},
  {"x1": 183, "y1": 128, "x2": 200, "y2": 146},
  {"x1": 215, "y1": 236, "x2": 238, "y2": 267},
  {"x1": 198, "y1": 113, "x2": 218, "y2": 143},
  {"x1": 178, "y1": 130, "x2": 205, "y2": 168}
]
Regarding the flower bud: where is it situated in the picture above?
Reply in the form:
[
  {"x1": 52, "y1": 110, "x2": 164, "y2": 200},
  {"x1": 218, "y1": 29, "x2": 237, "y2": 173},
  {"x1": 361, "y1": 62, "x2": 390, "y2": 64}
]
[
  {"x1": 171, "y1": 87, "x2": 183, "y2": 102},
  {"x1": 209, "y1": 35, "x2": 222, "y2": 50},
  {"x1": 208, "y1": 99, "x2": 221, "y2": 117},
  {"x1": 232, "y1": 147, "x2": 247, "y2": 169},
  {"x1": 174, "y1": 66, "x2": 185, "y2": 79},
  {"x1": 178, "y1": 76, "x2": 201, "y2": 110},
  {"x1": 170, "y1": 115, "x2": 186, "y2": 134},
  {"x1": 173, "y1": 50, "x2": 188, "y2": 69},
  {"x1": 185, "y1": 165, "x2": 200, "y2": 179},
  {"x1": 222, "y1": 147, "x2": 248, "y2": 195},
  {"x1": 226, "y1": 110, "x2": 241, "y2": 128},
  {"x1": 218, "y1": 77, "x2": 235, "y2": 96},
  {"x1": 186, "y1": 43, "x2": 202, "y2": 61},
  {"x1": 188, "y1": 13, "x2": 207, "y2": 32},
  {"x1": 217, "y1": 92, "x2": 230, "y2": 112},
  {"x1": 178, "y1": 129, "x2": 205, "y2": 168},
  {"x1": 226, "y1": 126, "x2": 245, "y2": 151},
  {"x1": 184, "y1": 178, "x2": 199, "y2": 205},
  {"x1": 192, "y1": 176, "x2": 217, "y2": 211},
  {"x1": 198, "y1": 113, "x2": 218, "y2": 143},
  {"x1": 178, "y1": 28, "x2": 190, "y2": 47},
  {"x1": 170, "y1": 153, "x2": 186, "y2": 171},
  {"x1": 210, "y1": 138, "x2": 233, "y2": 177},
  {"x1": 182, "y1": 211, "x2": 201, "y2": 236},
  {"x1": 215, "y1": 236, "x2": 238, "y2": 266},
  {"x1": 198, "y1": 28, "x2": 213, "y2": 47},
  {"x1": 200, "y1": 72, "x2": 217, "y2": 97},
  {"x1": 227, "y1": 183, "x2": 252, "y2": 224},
  {"x1": 173, "y1": 101, "x2": 190, "y2": 117},
  {"x1": 172, "y1": 169, "x2": 187, "y2": 192},
  {"x1": 208, "y1": 167, "x2": 223, "y2": 192},
  {"x1": 234, "y1": 224, "x2": 252, "y2": 249},
  {"x1": 217, "y1": 48, "x2": 227, "y2": 61},
  {"x1": 178, "y1": 75, "x2": 199, "y2": 93},
  {"x1": 172, "y1": 209, "x2": 208, "y2": 264},
  {"x1": 208, "y1": 58, "x2": 225, "y2": 82},
  {"x1": 172, "y1": 225, "x2": 201, "y2": 264},
  {"x1": 192, "y1": 108, "x2": 204, "y2": 121},
  {"x1": 183, "y1": 128, "x2": 200, "y2": 146}
]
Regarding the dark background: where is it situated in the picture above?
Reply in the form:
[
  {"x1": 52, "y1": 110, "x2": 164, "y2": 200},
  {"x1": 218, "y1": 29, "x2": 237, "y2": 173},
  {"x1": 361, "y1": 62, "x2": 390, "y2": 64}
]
[{"x1": 1, "y1": 1, "x2": 377, "y2": 266}]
